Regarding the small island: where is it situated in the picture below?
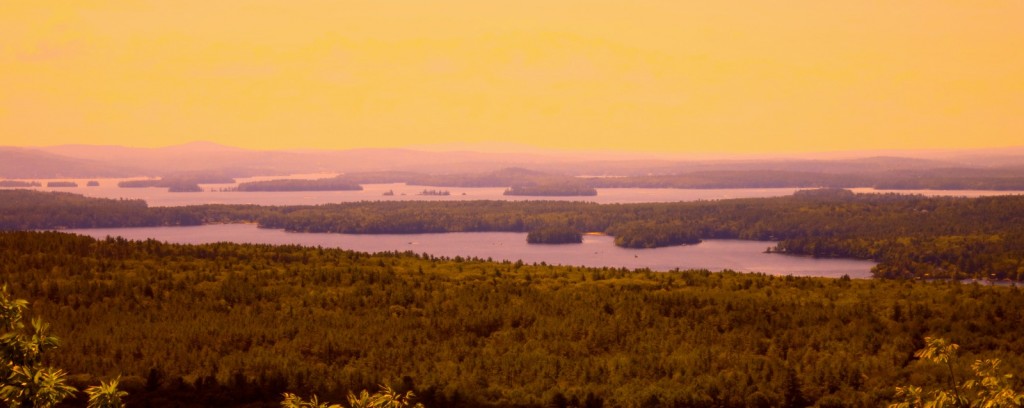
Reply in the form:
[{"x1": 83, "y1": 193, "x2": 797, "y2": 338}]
[
  {"x1": 382, "y1": 189, "x2": 395, "y2": 196},
  {"x1": 120, "y1": 179, "x2": 203, "y2": 193},
  {"x1": 793, "y1": 188, "x2": 856, "y2": 199},
  {"x1": 503, "y1": 184, "x2": 598, "y2": 196},
  {"x1": 118, "y1": 179, "x2": 162, "y2": 188},
  {"x1": 610, "y1": 221, "x2": 702, "y2": 248},
  {"x1": 86, "y1": 180, "x2": 100, "y2": 187},
  {"x1": 167, "y1": 184, "x2": 203, "y2": 192},
  {"x1": 234, "y1": 177, "x2": 363, "y2": 192},
  {"x1": 119, "y1": 174, "x2": 235, "y2": 193},
  {"x1": 418, "y1": 189, "x2": 450, "y2": 196},
  {"x1": 46, "y1": 181, "x2": 78, "y2": 188},
  {"x1": 527, "y1": 227, "x2": 583, "y2": 244},
  {"x1": 0, "y1": 180, "x2": 41, "y2": 187}
]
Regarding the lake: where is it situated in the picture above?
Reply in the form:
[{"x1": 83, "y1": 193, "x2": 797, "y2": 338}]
[
  {"x1": 6, "y1": 176, "x2": 1024, "y2": 206},
  {"x1": 5, "y1": 175, "x2": 806, "y2": 206},
  {"x1": 63, "y1": 224, "x2": 878, "y2": 278}
]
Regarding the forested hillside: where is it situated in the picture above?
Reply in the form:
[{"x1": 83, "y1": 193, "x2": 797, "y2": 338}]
[
  {"x1": 3, "y1": 189, "x2": 1024, "y2": 281},
  {"x1": 2, "y1": 231, "x2": 1024, "y2": 407}
]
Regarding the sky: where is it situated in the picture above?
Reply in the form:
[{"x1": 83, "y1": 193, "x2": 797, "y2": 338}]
[{"x1": 1, "y1": 1, "x2": 1022, "y2": 153}]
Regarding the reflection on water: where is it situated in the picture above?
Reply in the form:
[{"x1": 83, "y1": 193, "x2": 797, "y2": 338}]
[{"x1": 63, "y1": 224, "x2": 877, "y2": 278}]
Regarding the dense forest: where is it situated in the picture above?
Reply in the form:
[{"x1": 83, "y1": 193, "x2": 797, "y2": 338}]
[
  {"x1": 1, "y1": 231, "x2": 1023, "y2": 407},
  {"x1": 3, "y1": 189, "x2": 1024, "y2": 281},
  {"x1": 0, "y1": 191, "x2": 205, "y2": 229}
]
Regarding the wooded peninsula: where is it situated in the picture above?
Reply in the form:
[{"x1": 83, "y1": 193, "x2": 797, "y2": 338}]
[{"x1": 3, "y1": 189, "x2": 1024, "y2": 281}]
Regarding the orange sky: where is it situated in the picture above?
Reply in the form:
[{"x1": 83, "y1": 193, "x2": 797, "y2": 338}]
[{"x1": 2, "y1": 1, "x2": 1022, "y2": 153}]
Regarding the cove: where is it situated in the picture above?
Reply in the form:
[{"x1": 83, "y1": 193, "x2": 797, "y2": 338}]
[{"x1": 63, "y1": 224, "x2": 877, "y2": 278}]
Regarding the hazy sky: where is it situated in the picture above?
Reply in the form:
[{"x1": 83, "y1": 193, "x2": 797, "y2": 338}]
[{"x1": 2, "y1": 1, "x2": 1022, "y2": 153}]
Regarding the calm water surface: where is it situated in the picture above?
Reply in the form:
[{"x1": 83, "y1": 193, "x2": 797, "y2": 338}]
[
  {"x1": 63, "y1": 224, "x2": 877, "y2": 278},
  {"x1": 7, "y1": 176, "x2": 802, "y2": 206},
  {"x1": 17, "y1": 177, "x2": 1015, "y2": 278},
  {"x1": 6, "y1": 176, "x2": 1023, "y2": 206}
]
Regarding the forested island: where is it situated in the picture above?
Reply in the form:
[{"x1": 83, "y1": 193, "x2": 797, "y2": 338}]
[
  {"x1": 119, "y1": 174, "x2": 236, "y2": 192},
  {"x1": 503, "y1": 184, "x2": 597, "y2": 196},
  {"x1": 2, "y1": 231, "x2": 1024, "y2": 407},
  {"x1": 0, "y1": 180, "x2": 41, "y2": 187},
  {"x1": 526, "y1": 226, "x2": 584, "y2": 244},
  {"x1": 120, "y1": 180, "x2": 204, "y2": 192},
  {"x1": 3, "y1": 189, "x2": 1024, "y2": 281},
  {"x1": 47, "y1": 181, "x2": 78, "y2": 187},
  {"x1": 608, "y1": 221, "x2": 702, "y2": 248},
  {"x1": 234, "y1": 177, "x2": 363, "y2": 192}
]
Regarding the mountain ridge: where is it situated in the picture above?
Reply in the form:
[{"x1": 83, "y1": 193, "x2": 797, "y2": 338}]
[{"x1": 2, "y1": 141, "x2": 1023, "y2": 179}]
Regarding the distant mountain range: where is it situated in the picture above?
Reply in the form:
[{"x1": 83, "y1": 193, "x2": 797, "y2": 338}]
[
  {"x1": 0, "y1": 147, "x2": 142, "y2": 179},
  {"x1": 2, "y1": 141, "x2": 1024, "y2": 180}
]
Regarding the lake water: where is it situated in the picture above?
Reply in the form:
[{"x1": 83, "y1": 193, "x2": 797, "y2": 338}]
[
  {"x1": 6, "y1": 176, "x2": 1024, "y2": 206},
  {"x1": 5, "y1": 175, "x2": 805, "y2": 206},
  {"x1": 63, "y1": 224, "x2": 877, "y2": 278},
  {"x1": 12, "y1": 177, "x2": 1010, "y2": 279}
]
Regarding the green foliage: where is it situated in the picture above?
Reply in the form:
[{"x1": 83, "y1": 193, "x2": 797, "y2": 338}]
[
  {"x1": 86, "y1": 377, "x2": 128, "y2": 408},
  {"x1": 283, "y1": 385, "x2": 422, "y2": 408},
  {"x1": 0, "y1": 285, "x2": 76, "y2": 408},
  {"x1": 282, "y1": 392, "x2": 342, "y2": 408},
  {"x1": 1, "y1": 366, "x2": 78, "y2": 407},
  {"x1": 891, "y1": 337, "x2": 1024, "y2": 408},
  {"x1": 346, "y1": 390, "x2": 373, "y2": 408},
  {"x1": 365, "y1": 384, "x2": 423, "y2": 408},
  {"x1": 1, "y1": 285, "x2": 127, "y2": 408},
  {"x1": 965, "y1": 359, "x2": 1024, "y2": 407}
]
